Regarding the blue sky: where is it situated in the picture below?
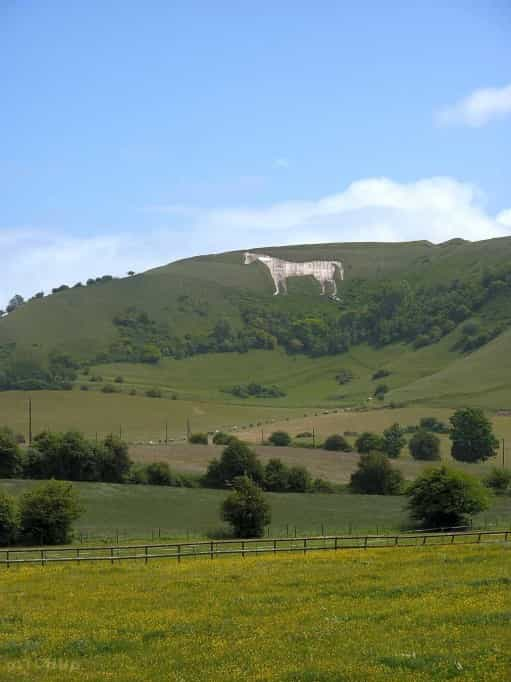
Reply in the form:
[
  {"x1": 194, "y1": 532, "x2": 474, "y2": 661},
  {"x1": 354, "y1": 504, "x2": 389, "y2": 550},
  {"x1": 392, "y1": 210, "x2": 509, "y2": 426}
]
[{"x1": 1, "y1": 1, "x2": 511, "y2": 305}]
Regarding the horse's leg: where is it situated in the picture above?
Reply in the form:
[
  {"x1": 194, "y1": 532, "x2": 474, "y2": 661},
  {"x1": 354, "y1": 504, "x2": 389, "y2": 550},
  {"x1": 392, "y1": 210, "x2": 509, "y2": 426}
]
[
  {"x1": 320, "y1": 280, "x2": 326, "y2": 295},
  {"x1": 272, "y1": 276, "x2": 281, "y2": 295},
  {"x1": 331, "y1": 277, "x2": 337, "y2": 296},
  {"x1": 281, "y1": 277, "x2": 288, "y2": 294}
]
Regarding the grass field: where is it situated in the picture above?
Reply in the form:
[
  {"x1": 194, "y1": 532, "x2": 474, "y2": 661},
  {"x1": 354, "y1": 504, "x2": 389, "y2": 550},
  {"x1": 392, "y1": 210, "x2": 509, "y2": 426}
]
[
  {"x1": 1, "y1": 544, "x2": 510, "y2": 680},
  {"x1": 1, "y1": 479, "x2": 510, "y2": 540}
]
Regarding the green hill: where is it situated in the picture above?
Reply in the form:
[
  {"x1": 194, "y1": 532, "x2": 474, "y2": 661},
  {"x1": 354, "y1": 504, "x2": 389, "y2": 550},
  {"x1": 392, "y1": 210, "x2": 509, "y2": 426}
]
[{"x1": 1, "y1": 237, "x2": 511, "y2": 410}]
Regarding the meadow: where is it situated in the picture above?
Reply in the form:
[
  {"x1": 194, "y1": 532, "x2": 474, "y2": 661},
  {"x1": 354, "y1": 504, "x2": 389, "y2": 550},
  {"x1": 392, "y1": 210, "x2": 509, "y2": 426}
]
[
  {"x1": 1, "y1": 544, "x2": 510, "y2": 680},
  {"x1": 1, "y1": 479, "x2": 510, "y2": 541}
]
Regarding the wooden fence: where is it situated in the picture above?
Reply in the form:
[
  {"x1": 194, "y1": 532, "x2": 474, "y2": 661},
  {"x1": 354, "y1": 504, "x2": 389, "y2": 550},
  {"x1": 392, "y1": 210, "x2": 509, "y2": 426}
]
[{"x1": 1, "y1": 529, "x2": 509, "y2": 568}]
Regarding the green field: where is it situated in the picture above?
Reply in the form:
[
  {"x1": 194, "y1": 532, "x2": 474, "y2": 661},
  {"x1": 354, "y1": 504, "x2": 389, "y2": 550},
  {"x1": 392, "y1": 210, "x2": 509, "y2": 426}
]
[
  {"x1": 1, "y1": 544, "x2": 510, "y2": 680},
  {"x1": 2, "y1": 480, "x2": 510, "y2": 541}
]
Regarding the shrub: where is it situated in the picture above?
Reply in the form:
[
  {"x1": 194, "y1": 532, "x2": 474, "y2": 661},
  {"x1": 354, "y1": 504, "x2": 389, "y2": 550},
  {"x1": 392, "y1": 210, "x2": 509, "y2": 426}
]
[
  {"x1": 450, "y1": 407, "x2": 499, "y2": 463},
  {"x1": 374, "y1": 383, "x2": 389, "y2": 400},
  {"x1": 97, "y1": 435, "x2": 132, "y2": 483},
  {"x1": 129, "y1": 389, "x2": 137, "y2": 396},
  {"x1": 484, "y1": 467, "x2": 511, "y2": 494},
  {"x1": 212, "y1": 432, "x2": 234, "y2": 445},
  {"x1": 409, "y1": 430, "x2": 441, "y2": 461},
  {"x1": 323, "y1": 434, "x2": 351, "y2": 452},
  {"x1": 114, "y1": 376, "x2": 124, "y2": 384},
  {"x1": 145, "y1": 388, "x2": 162, "y2": 398},
  {"x1": 350, "y1": 452, "x2": 403, "y2": 495},
  {"x1": 295, "y1": 431, "x2": 313, "y2": 438},
  {"x1": 0, "y1": 426, "x2": 22, "y2": 477},
  {"x1": 355, "y1": 432, "x2": 385, "y2": 454},
  {"x1": 204, "y1": 440, "x2": 264, "y2": 488},
  {"x1": 336, "y1": 368, "x2": 354, "y2": 385},
  {"x1": 101, "y1": 384, "x2": 118, "y2": 394},
  {"x1": 419, "y1": 416, "x2": 449, "y2": 434},
  {"x1": 80, "y1": 384, "x2": 89, "y2": 391},
  {"x1": 311, "y1": 478, "x2": 336, "y2": 493},
  {"x1": 0, "y1": 492, "x2": 18, "y2": 546},
  {"x1": 382, "y1": 423, "x2": 406, "y2": 458},
  {"x1": 372, "y1": 369, "x2": 391, "y2": 380},
  {"x1": 268, "y1": 431, "x2": 292, "y2": 447},
  {"x1": 146, "y1": 462, "x2": 179, "y2": 486},
  {"x1": 287, "y1": 466, "x2": 312, "y2": 492},
  {"x1": 18, "y1": 480, "x2": 82, "y2": 545},
  {"x1": 407, "y1": 466, "x2": 491, "y2": 528},
  {"x1": 221, "y1": 476, "x2": 271, "y2": 538},
  {"x1": 264, "y1": 458, "x2": 290, "y2": 492},
  {"x1": 188, "y1": 432, "x2": 208, "y2": 445}
]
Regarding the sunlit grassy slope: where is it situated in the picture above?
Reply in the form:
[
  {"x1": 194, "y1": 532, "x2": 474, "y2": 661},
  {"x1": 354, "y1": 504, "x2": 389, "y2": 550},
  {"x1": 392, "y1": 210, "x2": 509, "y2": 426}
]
[{"x1": 1, "y1": 545, "x2": 510, "y2": 681}]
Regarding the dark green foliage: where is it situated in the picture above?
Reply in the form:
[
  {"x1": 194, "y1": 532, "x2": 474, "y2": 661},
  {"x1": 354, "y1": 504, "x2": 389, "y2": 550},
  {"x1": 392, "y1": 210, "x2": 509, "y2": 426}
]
[
  {"x1": 295, "y1": 431, "x2": 313, "y2": 438},
  {"x1": 145, "y1": 462, "x2": 179, "y2": 486},
  {"x1": 350, "y1": 452, "x2": 403, "y2": 495},
  {"x1": 407, "y1": 466, "x2": 491, "y2": 528},
  {"x1": 419, "y1": 416, "x2": 449, "y2": 434},
  {"x1": 145, "y1": 388, "x2": 162, "y2": 398},
  {"x1": 268, "y1": 431, "x2": 292, "y2": 447},
  {"x1": 114, "y1": 375, "x2": 124, "y2": 383},
  {"x1": 264, "y1": 458, "x2": 290, "y2": 492},
  {"x1": 18, "y1": 480, "x2": 83, "y2": 545},
  {"x1": 0, "y1": 426, "x2": 22, "y2": 478},
  {"x1": 323, "y1": 434, "x2": 351, "y2": 452},
  {"x1": 336, "y1": 368, "x2": 354, "y2": 385},
  {"x1": 204, "y1": 440, "x2": 264, "y2": 488},
  {"x1": 374, "y1": 383, "x2": 389, "y2": 400},
  {"x1": 449, "y1": 407, "x2": 499, "y2": 463},
  {"x1": 311, "y1": 478, "x2": 336, "y2": 493},
  {"x1": 484, "y1": 467, "x2": 511, "y2": 494},
  {"x1": 224, "y1": 382, "x2": 286, "y2": 399},
  {"x1": 0, "y1": 492, "x2": 18, "y2": 546},
  {"x1": 409, "y1": 431, "x2": 441, "y2": 461},
  {"x1": 355, "y1": 432, "x2": 385, "y2": 454},
  {"x1": 212, "y1": 431, "x2": 235, "y2": 445},
  {"x1": 188, "y1": 432, "x2": 208, "y2": 445},
  {"x1": 101, "y1": 384, "x2": 119, "y2": 394},
  {"x1": 221, "y1": 476, "x2": 271, "y2": 538},
  {"x1": 382, "y1": 423, "x2": 406, "y2": 458},
  {"x1": 372, "y1": 369, "x2": 391, "y2": 380},
  {"x1": 287, "y1": 466, "x2": 312, "y2": 492},
  {"x1": 141, "y1": 343, "x2": 162, "y2": 364},
  {"x1": 97, "y1": 435, "x2": 131, "y2": 483}
]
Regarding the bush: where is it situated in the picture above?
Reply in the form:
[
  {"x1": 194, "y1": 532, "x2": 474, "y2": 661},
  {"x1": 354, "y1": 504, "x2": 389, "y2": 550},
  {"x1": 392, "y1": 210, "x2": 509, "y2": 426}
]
[
  {"x1": 101, "y1": 384, "x2": 118, "y2": 394},
  {"x1": 263, "y1": 458, "x2": 290, "y2": 491},
  {"x1": 484, "y1": 467, "x2": 511, "y2": 494},
  {"x1": 268, "y1": 431, "x2": 292, "y2": 447},
  {"x1": 0, "y1": 492, "x2": 18, "y2": 546},
  {"x1": 114, "y1": 376, "x2": 124, "y2": 384},
  {"x1": 409, "y1": 430, "x2": 441, "y2": 461},
  {"x1": 323, "y1": 434, "x2": 351, "y2": 452},
  {"x1": 336, "y1": 368, "x2": 354, "y2": 385},
  {"x1": 97, "y1": 435, "x2": 132, "y2": 483},
  {"x1": 295, "y1": 431, "x2": 313, "y2": 438},
  {"x1": 80, "y1": 384, "x2": 89, "y2": 391},
  {"x1": 407, "y1": 466, "x2": 491, "y2": 528},
  {"x1": 0, "y1": 426, "x2": 22, "y2": 477},
  {"x1": 450, "y1": 408, "x2": 499, "y2": 463},
  {"x1": 374, "y1": 383, "x2": 389, "y2": 400},
  {"x1": 311, "y1": 478, "x2": 336, "y2": 493},
  {"x1": 204, "y1": 440, "x2": 264, "y2": 488},
  {"x1": 350, "y1": 452, "x2": 403, "y2": 495},
  {"x1": 382, "y1": 423, "x2": 406, "y2": 458},
  {"x1": 221, "y1": 476, "x2": 271, "y2": 538},
  {"x1": 419, "y1": 416, "x2": 449, "y2": 434},
  {"x1": 372, "y1": 369, "x2": 391, "y2": 380},
  {"x1": 18, "y1": 480, "x2": 82, "y2": 545},
  {"x1": 145, "y1": 388, "x2": 162, "y2": 398},
  {"x1": 212, "y1": 432, "x2": 234, "y2": 445},
  {"x1": 188, "y1": 432, "x2": 208, "y2": 445},
  {"x1": 145, "y1": 462, "x2": 179, "y2": 486},
  {"x1": 355, "y1": 432, "x2": 384, "y2": 454},
  {"x1": 287, "y1": 466, "x2": 312, "y2": 492}
]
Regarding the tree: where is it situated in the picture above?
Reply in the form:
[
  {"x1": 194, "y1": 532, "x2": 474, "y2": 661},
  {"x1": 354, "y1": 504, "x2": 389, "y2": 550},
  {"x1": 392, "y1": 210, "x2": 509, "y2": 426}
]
[
  {"x1": 374, "y1": 383, "x2": 389, "y2": 400},
  {"x1": 268, "y1": 431, "x2": 292, "y2": 447},
  {"x1": 221, "y1": 476, "x2": 271, "y2": 538},
  {"x1": 323, "y1": 434, "x2": 351, "y2": 452},
  {"x1": 484, "y1": 467, "x2": 511, "y2": 494},
  {"x1": 287, "y1": 466, "x2": 312, "y2": 492},
  {"x1": 98, "y1": 435, "x2": 132, "y2": 483},
  {"x1": 188, "y1": 432, "x2": 208, "y2": 445},
  {"x1": 264, "y1": 458, "x2": 290, "y2": 491},
  {"x1": 6, "y1": 294, "x2": 24, "y2": 313},
  {"x1": 449, "y1": 408, "x2": 499, "y2": 463},
  {"x1": 141, "y1": 343, "x2": 161, "y2": 364},
  {"x1": 409, "y1": 430, "x2": 441, "y2": 461},
  {"x1": 212, "y1": 431, "x2": 235, "y2": 446},
  {"x1": 350, "y1": 452, "x2": 403, "y2": 495},
  {"x1": 355, "y1": 432, "x2": 385, "y2": 454},
  {"x1": 204, "y1": 440, "x2": 264, "y2": 488},
  {"x1": 382, "y1": 423, "x2": 406, "y2": 458},
  {"x1": 0, "y1": 492, "x2": 18, "y2": 546},
  {"x1": 407, "y1": 466, "x2": 490, "y2": 528},
  {"x1": 18, "y1": 480, "x2": 83, "y2": 545},
  {"x1": 0, "y1": 426, "x2": 22, "y2": 478},
  {"x1": 146, "y1": 462, "x2": 178, "y2": 486}
]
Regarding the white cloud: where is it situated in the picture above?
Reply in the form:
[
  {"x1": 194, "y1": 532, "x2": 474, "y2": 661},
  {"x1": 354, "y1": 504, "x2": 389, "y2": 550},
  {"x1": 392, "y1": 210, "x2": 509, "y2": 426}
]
[
  {"x1": 436, "y1": 84, "x2": 511, "y2": 127},
  {"x1": 273, "y1": 158, "x2": 290, "y2": 169},
  {"x1": 1, "y1": 176, "x2": 510, "y2": 307}
]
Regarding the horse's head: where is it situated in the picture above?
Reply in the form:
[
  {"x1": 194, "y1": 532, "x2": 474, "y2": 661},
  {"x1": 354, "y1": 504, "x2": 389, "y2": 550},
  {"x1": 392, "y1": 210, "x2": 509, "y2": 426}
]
[{"x1": 243, "y1": 252, "x2": 258, "y2": 265}]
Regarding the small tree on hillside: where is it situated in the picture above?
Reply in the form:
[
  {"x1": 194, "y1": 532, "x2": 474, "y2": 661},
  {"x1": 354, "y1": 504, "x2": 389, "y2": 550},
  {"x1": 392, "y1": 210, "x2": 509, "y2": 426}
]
[
  {"x1": 323, "y1": 434, "x2": 351, "y2": 452},
  {"x1": 287, "y1": 466, "x2": 312, "y2": 492},
  {"x1": 18, "y1": 480, "x2": 83, "y2": 545},
  {"x1": 221, "y1": 476, "x2": 271, "y2": 538},
  {"x1": 484, "y1": 467, "x2": 511, "y2": 494},
  {"x1": 409, "y1": 430, "x2": 441, "y2": 461},
  {"x1": 188, "y1": 432, "x2": 208, "y2": 445},
  {"x1": 449, "y1": 407, "x2": 499, "y2": 463},
  {"x1": 382, "y1": 423, "x2": 406, "y2": 458},
  {"x1": 407, "y1": 466, "x2": 490, "y2": 528},
  {"x1": 0, "y1": 426, "x2": 22, "y2": 478},
  {"x1": 355, "y1": 432, "x2": 385, "y2": 454},
  {"x1": 264, "y1": 458, "x2": 290, "y2": 492},
  {"x1": 0, "y1": 492, "x2": 18, "y2": 546},
  {"x1": 268, "y1": 431, "x2": 292, "y2": 447},
  {"x1": 204, "y1": 439, "x2": 264, "y2": 488},
  {"x1": 350, "y1": 452, "x2": 403, "y2": 495}
]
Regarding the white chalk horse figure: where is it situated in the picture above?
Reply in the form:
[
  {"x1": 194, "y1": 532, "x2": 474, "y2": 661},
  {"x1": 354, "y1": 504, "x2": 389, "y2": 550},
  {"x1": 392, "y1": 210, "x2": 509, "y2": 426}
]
[{"x1": 243, "y1": 252, "x2": 344, "y2": 297}]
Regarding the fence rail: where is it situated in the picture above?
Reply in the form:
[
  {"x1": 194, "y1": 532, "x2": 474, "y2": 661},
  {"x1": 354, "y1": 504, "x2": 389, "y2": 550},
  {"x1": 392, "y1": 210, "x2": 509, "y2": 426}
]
[{"x1": 1, "y1": 529, "x2": 509, "y2": 568}]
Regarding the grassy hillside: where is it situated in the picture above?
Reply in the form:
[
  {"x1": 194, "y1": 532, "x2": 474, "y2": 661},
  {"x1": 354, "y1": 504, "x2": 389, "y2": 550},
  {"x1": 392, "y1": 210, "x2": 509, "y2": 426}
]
[{"x1": 2, "y1": 545, "x2": 510, "y2": 680}]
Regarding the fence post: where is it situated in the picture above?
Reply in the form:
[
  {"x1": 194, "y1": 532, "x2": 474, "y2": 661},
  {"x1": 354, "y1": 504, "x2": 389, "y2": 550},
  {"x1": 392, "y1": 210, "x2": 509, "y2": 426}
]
[
  {"x1": 145, "y1": 546, "x2": 148, "y2": 565},
  {"x1": 334, "y1": 537, "x2": 338, "y2": 551},
  {"x1": 451, "y1": 534, "x2": 455, "y2": 544},
  {"x1": 395, "y1": 536, "x2": 398, "y2": 546},
  {"x1": 177, "y1": 544, "x2": 181, "y2": 563},
  {"x1": 273, "y1": 539, "x2": 277, "y2": 555},
  {"x1": 40, "y1": 550, "x2": 45, "y2": 567},
  {"x1": 364, "y1": 536, "x2": 368, "y2": 549},
  {"x1": 210, "y1": 542, "x2": 214, "y2": 560},
  {"x1": 110, "y1": 547, "x2": 114, "y2": 565},
  {"x1": 76, "y1": 548, "x2": 80, "y2": 564},
  {"x1": 242, "y1": 541, "x2": 245, "y2": 558},
  {"x1": 6, "y1": 550, "x2": 9, "y2": 568},
  {"x1": 303, "y1": 538, "x2": 307, "y2": 555}
]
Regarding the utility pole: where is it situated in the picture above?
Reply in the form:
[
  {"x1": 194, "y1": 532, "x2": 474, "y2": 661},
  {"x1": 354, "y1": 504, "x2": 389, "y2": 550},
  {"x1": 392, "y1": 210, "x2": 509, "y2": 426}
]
[
  {"x1": 119, "y1": 425, "x2": 122, "y2": 440},
  {"x1": 28, "y1": 398, "x2": 32, "y2": 446},
  {"x1": 502, "y1": 438, "x2": 506, "y2": 469},
  {"x1": 165, "y1": 422, "x2": 168, "y2": 446},
  {"x1": 312, "y1": 427, "x2": 316, "y2": 449},
  {"x1": 186, "y1": 417, "x2": 191, "y2": 439}
]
